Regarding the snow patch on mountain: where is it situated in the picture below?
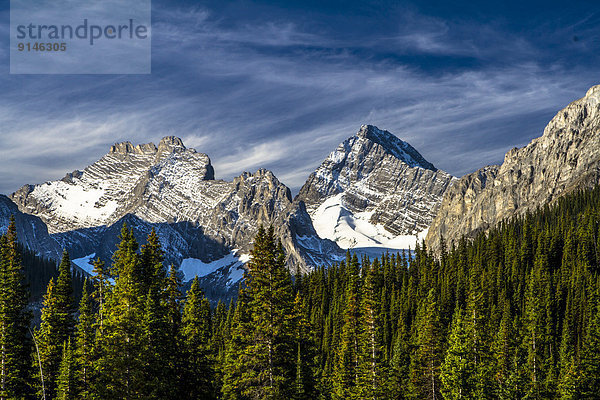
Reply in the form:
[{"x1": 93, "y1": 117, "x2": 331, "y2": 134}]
[
  {"x1": 226, "y1": 265, "x2": 246, "y2": 288},
  {"x1": 72, "y1": 253, "x2": 96, "y2": 275},
  {"x1": 33, "y1": 182, "x2": 119, "y2": 226},
  {"x1": 312, "y1": 193, "x2": 427, "y2": 249},
  {"x1": 180, "y1": 250, "x2": 249, "y2": 281}
]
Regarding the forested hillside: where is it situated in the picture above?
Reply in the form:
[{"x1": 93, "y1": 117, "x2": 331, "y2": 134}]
[
  {"x1": 294, "y1": 186, "x2": 600, "y2": 399},
  {"x1": 1, "y1": 185, "x2": 600, "y2": 399},
  {"x1": 19, "y1": 244, "x2": 87, "y2": 304}
]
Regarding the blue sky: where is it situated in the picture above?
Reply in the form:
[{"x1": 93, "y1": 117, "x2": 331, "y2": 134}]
[{"x1": 0, "y1": 0, "x2": 599, "y2": 194}]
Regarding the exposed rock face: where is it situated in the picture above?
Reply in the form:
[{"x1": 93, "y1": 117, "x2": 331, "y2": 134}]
[
  {"x1": 297, "y1": 125, "x2": 455, "y2": 249},
  {"x1": 9, "y1": 137, "x2": 340, "y2": 277},
  {"x1": 0, "y1": 195, "x2": 62, "y2": 260},
  {"x1": 12, "y1": 137, "x2": 215, "y2": 233},
  {"x1": 426, "y1": 85, "x2": 600, "y2": 253},
  {"x1": 275, "y1": 200, "x2": 343, "y2": 271}
]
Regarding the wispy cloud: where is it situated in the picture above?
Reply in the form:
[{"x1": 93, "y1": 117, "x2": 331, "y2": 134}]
[{"x1": 0, "y1": 2, "x2": 598, "y2": 195}]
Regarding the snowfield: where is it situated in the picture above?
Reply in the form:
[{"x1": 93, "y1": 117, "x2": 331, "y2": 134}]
[
  {"x1": 180, "y1": 251, "x2": 249, "y2": 282},
  {"x1": 72, "y1": 253, "x2": 97, "y2": 275},
  {"x1": 312, "y1": 193, "x2": 427, "y2": 250}
]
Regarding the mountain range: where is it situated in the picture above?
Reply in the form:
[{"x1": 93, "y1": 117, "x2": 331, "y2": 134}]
[
  {"x1": 425, "y1": 84, "x2": 600, "y2": 252},
  {"x1": 3, "y1": 85, "x2": 600, "y2": 301}
]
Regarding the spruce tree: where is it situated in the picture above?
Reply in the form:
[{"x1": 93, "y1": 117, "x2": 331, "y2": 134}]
[
  {"x1": 523, "y1": 253, "x2": 552, "y2": 399},
  {"x1": 56, "y1": 339, "x2": 76, "y2": 400},
  {"x1": 90, "y1": 258, "x2": 109, "y2": 332},
  {"x1": 139, "y1": 228, "x2": 164, "y2": 294},
  {"x1": 75, "y1": 282, "x2": 95, "y2": 399},
  {"x1": 440, "y1": 308, "x2": 476, "y2": 400},
  {"x1": 165, "y1": 264, "x2": 183, "y2": 374},
  {"x1": 0, "y1": 217, "x2": 32, "y2": 399},
  {"x1": 211, "y1": 299, "x2": 229, "y2": 392},
  {"x1": 181, "y1": 277, "x2": 214, "y2": 399},
  {"x1": 291, "y1": 291, "x2": 316, "y2": 400},
  {"x1": 94, "y1": 224, "x2": 144, "y2": 399},
  {"x1": 34, "y1": 250, "x2": 76, "y2": 399},
  {"x1": 222, "y1": 226, "x2": 295, "y2": 400},
  {"x1": 140, "y1": 288, "x2": 170, "y2": 399},
  {"x1": 390, "y1": 313, "x2": 411, "y2": 399},
  {"x1": 579, "y1": 299, "x2": 600, "y2": 398},
  {"x1": 465, "y1": 272, "x2": 493, "y2": 399},
  {"x1": 409, "y1": 288, "x2": 443, "y2": 400},
  {"x1": 332, "y1": 254, "x2": 361, "y2": 400},
  {"x1": 557, "y1": 308, "x2": 581, "y2": 400},
  {"x1": 54, "y1": 251, "x2": 76, "y2": 338},
  {"x1": 244, "y1": 226, "x2": 294, "y2": 400},
  {"x1": 492, "y1": 304, "x2": 517, "y2": 398},
  {"x1": 356, "y1": 258, "x2": 385, "y2": 400},
  {"x1": 222, "y1": 286, "x2": 251, "y2": 400}
]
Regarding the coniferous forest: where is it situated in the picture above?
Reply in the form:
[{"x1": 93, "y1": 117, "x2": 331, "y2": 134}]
[{"x1": 1, "y1": 185, "x2": 600, "y2": 399}]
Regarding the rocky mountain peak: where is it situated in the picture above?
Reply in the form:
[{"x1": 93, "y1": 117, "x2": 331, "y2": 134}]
[
  {"x1": 110, "y1": 141, "x2": 136, "y2": 154},
  {"x1": 137, "y1": 142, "x2": 158, "y2": 154},
  {"x1": 355, "y1": 124, "x2": 436, "y2": 170},
  {"x1": 585, "y1": 84, "x2": 600, "y2": 100},
  {"x1": 297, "y1": 125, "x2": 454, "y2": 248},
  {"x1": 109, "y1": 136, "x2": 186, "y2": 157},
  {"x1": 109, "y1": 140, "x2": 157, "y2": 156},
  {"x1": 157, "y1": 136, "x2": 186, "y2": 153},
  {"x1": 426, "y1": 84, "x2": 600, "y2": 253},
  {"x1": 233, "y1": 169, "x2": 293, "y2": 206},
  {"x1": 8, "y1": 134, "x2": 338, "y2": 288},
  {"x1": 11, "y1": 136, "x2": 214, "y2": 234},
  {"x1": 235, "y1": 168, "x2": 276, "y2": 182}
]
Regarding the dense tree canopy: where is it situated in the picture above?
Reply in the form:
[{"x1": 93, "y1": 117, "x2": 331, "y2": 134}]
[{"x1": 2, "y1": 184, "x2": 600, "y2": 399}]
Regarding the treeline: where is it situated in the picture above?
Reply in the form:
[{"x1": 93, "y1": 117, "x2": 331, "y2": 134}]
[
  {"x1": 294, "y1": 183, "x2": 600, "y2": 399},
  {"x1": 1, "y1": 183, "x2": 600, "y2": 399},
  {"x1": 20, "y1": 239, "x2": 86, "y2": 303}
]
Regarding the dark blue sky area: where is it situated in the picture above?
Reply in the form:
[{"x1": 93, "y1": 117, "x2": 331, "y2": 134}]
[{"x1": 0, "y1": 0, "x2": 598, "y2": 193}]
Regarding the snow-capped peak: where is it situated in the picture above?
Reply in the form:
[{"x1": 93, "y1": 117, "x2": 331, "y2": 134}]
[
  {"x1": 297, "y1": 125, "x2": 454, "y2": 252},
  {"x1": 11, "y1": 137, "x2": 214, "y2": 233}
]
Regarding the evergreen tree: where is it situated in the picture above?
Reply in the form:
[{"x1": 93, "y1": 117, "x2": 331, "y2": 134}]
[
  {"x1": 139, "y1": 228, "x2": 164, "y2": 294},
  {"x1": 181, "y1": 277, "x2": 214, "y2": 399},
  {"x1": 523, "y1": 252, "x2": 552, "y2": 399},
  {"x1": 291, "y1": 292, "x2": 316, "y2": 400},
  {"x1": 389, "y1": 313, "x2": 411, "y2": 399},
  {"x1": 34, "y1": 250, "x2": 76, "y2": 399},
  {"x1": 140, "y1": 288, "x2": 171, "y2": 399},
  {"x1": 75, "y1": 282, "x2": 95, "y2": 399},
  {"x1": 90, "y1": 258, "x2": 109, "y2": 332},
  {"x1": 222, "y1": 287, "x2": 251, "y2": 400},
  {"x1": 0, "y1": 217, "x2": 32, "y2": 399},
  {"x1": 332, "y1": 254, "x2": 361, "y2": 400},
  {"x1": 558, "y1": 357, "x2": 581, "y2": 400},
  {"x1": 579, "y1": 299, "x2": 600, "y2": 398},
  {"x1": 440, "y1": 308, "x2": 476, "y2": 400},
  {"x1": 164, "y1": 263, "x2": 183, "y2": 379},
  {"x1": 492, "y1": 304, "x2": 518, "y2": 399},
  {"x1": 222, "y1": 226, "x2": 295, "y2": 400},
  {"x1": 356, "y1": 258, "x2": 385, "y2": 400},
  {"x1": 94, "y1": 224, "x2": 144, "y2": 399},
  {"x1": 56, "y1": 339, "x2": 76, "y2": 400},
  {"x1": 409, "y1": 288, "x2": 443, "y2": 400},
  {"x1": 54, "y1": 251, "x2": 76, "y2": 338},
  {"x1": 211, "y1": 300, "x2": 229, "y2": 395},
  {"x1": 244, "y1": 226, "x2": 295, "y2": 399},
  {"x1": 465, "y1": 272, "x2": 493, "y2": 399}
]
